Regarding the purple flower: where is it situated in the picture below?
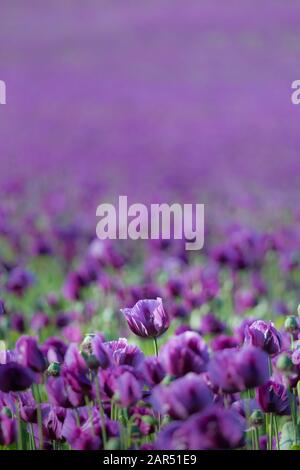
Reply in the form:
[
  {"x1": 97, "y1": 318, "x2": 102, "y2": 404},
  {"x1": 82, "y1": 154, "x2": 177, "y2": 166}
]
[
  {"x1": 0, "y1": 299, "x2": 6, "y2": 316},
  {"x1": 208, "y1": 346, "x2": 269, "y2": 393},
  {"x1": 178, "y1": 406, "x2": 246, "y2": 450},
  {"x1": 121, "y1": 298, "x2": 169, "y2": 338},
  {"x1": 0, "y1": 412, "x2": 16, "y2": 445},
  {"x1": 105, "y1": 338, "x2": 144, "y2": 368},
  {"x1": 116, "y1": 370, "x2": 142, "y2": 407},
  {"x1": 138, "y1": 356, "x2": 165, "y2": 386},
  {"x1": 16, "y1": 336, "x2": 47, "y2": 373},
  {"x1": 6, "y1": 267, "x2": 34, "y2": 297},
  {"x1": 199, "y1": 313, "x2": 226, "y2": 335},
  {"x1": 244, "y1": 320, "x2": 282, "y2": 356},
  {"x1": 30, "y1": 312, "x2": 50, "y2": 332},
  {"x1": 152, "y1": 373, "x2": 213, "y2": 420},
  {"x1": 211, "y1": 334, "x2": 239, "y2": 351},
  {"x1": 257, "y1": 380, "x2": 291, "y2": 416},
  {"x1": 160, "y1": 332, "x2": 209, "y2": 377},
  {"x1": 0, "y1": 363, "x2": 34, "y2": 392},
  {"x1": 61, "y1": 344, "x2": 91, "y2": 394},
  {"x1": 41, "y1": 337, "x2": 67, "y2": 363}
]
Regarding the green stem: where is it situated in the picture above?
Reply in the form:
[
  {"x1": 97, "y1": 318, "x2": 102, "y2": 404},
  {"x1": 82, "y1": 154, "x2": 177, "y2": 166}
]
[
  {"x1": 153, "y1": 337, "x2": 159, "y2": 357},
  {"x1": 95, "y1": 378, "x2": 107, "y2": 448},
  {"x1": 15, "y1": 399, "x2": 23, "y2": 450},
  {"x1": 273, "y1": 415, "x2": 280, "y2": 450}
]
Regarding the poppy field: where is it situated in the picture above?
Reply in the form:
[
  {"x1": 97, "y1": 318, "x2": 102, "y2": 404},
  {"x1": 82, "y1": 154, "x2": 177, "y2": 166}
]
[{"x1": 1, "y1": 0, "x2": 300, "y2": 452}]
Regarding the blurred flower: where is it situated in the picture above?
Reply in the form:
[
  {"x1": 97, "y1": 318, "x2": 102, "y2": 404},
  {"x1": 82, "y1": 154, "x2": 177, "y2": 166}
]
[
  {"x1": 0, "y1": 412, "x2": 16, "y2": 445},
  {"x1": 0, "y1": 363, "x2": 34, "y2": 392},
  {"x1": 16, "y1": 336, "x2": 47, "y2": 373},
  {"x1": 174, "y1": 406, "x2": 245, "y2": 450},
  {"x1": 199, "y1": 313, "x2": 225, "y2": 335},
  {"x1": 160, "y1": 331, "x2": 209, "y2": 377},
  {"x1": 116, "y1": 370, "x2": 142, "y2": 407},
  {"x1": 105, "y1": 338, "x2": 144, "y2": 368},
  {"x1": 138, "y1": 356, "x2": 165, "y2": 386},
  {"x1": 152, "y1": 373, "x2": 213, "y2": 420},
  {"x1": 208, "y1": 346, "x2": 269, "y2": 393},
  {"x1": 6, "y1": 267, "x2": 34, "y2": 297}
]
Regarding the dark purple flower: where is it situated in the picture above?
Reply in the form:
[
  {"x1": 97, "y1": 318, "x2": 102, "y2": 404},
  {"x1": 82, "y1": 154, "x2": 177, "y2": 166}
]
[
  {"x1": 10, "y1": 312, "x2": 26, "y2": 333},
  {"x1": 0, "y1": 412, "x2": 17, "y2": 445},
  {"x1": 231, "y1": 398, "x2": 261, "y2": 418},
  {"x1": 138, "y1": 356, "x2": 165, "y2": 386},
  {"x1": 30, "y1": 312, "x2": 50, "y2": 332},
  {"x1": 105, "y1": 338, "x2": 144, "y2": 368},
  {"x1": 208, "y1": 346, "x2": 269, "y2": 393},
  {"x1": 41, "y1": 337, "x2": 67, "y2": 363},
  {"x1": 16, "y1": 336, "x2": 47, "y2": 373},
  {"x1": 199, "y1": 313, "x2": 226, "y2": 335},
  {"x1": 6, "y1": 267, "x2": 34, "y2": 297},
  {"x1": 178, "y1": 406, "x2": 246, "y2": 450},
  {"x1": 160, "y1": 332, "x2": 209, "y2": 377},
  {"x1": 0, "y1": 299, "x2": 6, "y2": 316},
  {"x1": 121, "y1": 298, "x2": 169, "y2": 338},
  {"x1": 116, "y1": 370, "x2": 142, "y2": 407},
  {"x1": 61, "y1": 344, "x2": 91, "y2": 394},
  {"x1": 152, "y1": 373, "x2": 213, "y2": 420},
  {"x1": 211, "y1": 334, "x2": 239, "y2": 351},
  {"x1": 244, "y1": 320, "x2": 282, "y2": 356},
  {"x1": 257, "y1": 380, "x2": 291, "y2": 416},
  {"x1": 0, "y1": 363, "x2": 34, "y2": 392}
]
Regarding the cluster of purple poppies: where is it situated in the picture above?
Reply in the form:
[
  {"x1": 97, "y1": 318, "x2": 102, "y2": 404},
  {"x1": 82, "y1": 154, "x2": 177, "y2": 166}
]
[{"x1": 0, "y1": 290, "x2": 299, "y2": 450}]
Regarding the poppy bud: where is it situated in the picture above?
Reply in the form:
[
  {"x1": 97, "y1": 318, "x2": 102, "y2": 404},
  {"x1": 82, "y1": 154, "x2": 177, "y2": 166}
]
[
  {"x1": 250, "y1": 409, "x2": 264, "y2": 427},
  {"x1": 1, "y1": 407, "x2": 13, "y2": 418},
  {"x1": 47, "y1": 361, "x2": 61, "y2": 377},
  {"x1": 276, "y1": 353, "x2": 293, "y2": 372},
  {"x1": 284, "y1": 316, "x2": 299, "y2": 335},
  {"x1": 80, "y1": 333, "x2": 95, "y2": 354}
]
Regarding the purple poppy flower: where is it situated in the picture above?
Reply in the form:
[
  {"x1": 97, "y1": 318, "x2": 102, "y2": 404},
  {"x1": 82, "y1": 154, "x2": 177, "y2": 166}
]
[
  {"x1": 208, "y1": 346, "x2": 269, "y2": 393},
  {"x1": 16, "y1": 336, "x2": 47, "y2": 373},
  {"x1": 116, "y1": 370, "x2": 142, "y2": 407},
  {"x1": 0, "y1": 362, "x2": 34, "y2": 392},
  {"x1": 46, "y1": 376, "x2": 74, "y2": 408},
  {"x1": 138, "y1": 356, "x2": 165, "y2": 386},
  {"x1": 244, "y1": 320, "x2": 282, "y2": 356},
  {"x1": 231, "y1": 398, "x2": 261, "y2": 419},
  {"x1": 0, "y1": 412, "x2": 17, "y2": 445},
  {"x1": 199, "y1": 313, "x2": 226, "y2": 335},
  {"x1": 154, "y1": 421, "x2": 183, "y2": 450},
  {"x1": 30, "y1": 312, "x2": 50, "y2": 332},
  {"x1": 211, "y1": 334, "x2": 240, "y2": 351},
  {"x1": 82, "y1": 335, "x2": 112, "y2": 370},
  {"x1": 41, "y1": 337, "x2": 67, "y2": 363},
  {"x1": 257, "y1": 380, "x2": 291, "y2": 416},
  {"x1": 0, "y1": 299, "x2": 6, "y2": 316},
  {"x1": 62, "y1": 407, "x2": 119, "y2": 450},
  {"x1": 121, "y1": 298, "x2": 169, "y2": 338},
  {"x1": 6, "y1": 267, "x2": 34, "y2": 297},
  {"x1": 160, "y1": 332, "x2": 209, "y2": 377},
  {"x1": 152, "y1": 373, "x2": 213, "y2": 420},
  {"x1": 178, "y1": 406, "x2": 246, "y2": 450},
  {"x1": 10, "y1": 312, "x2": 26, "y2": 333},
  {"x1": 61, "y1": 344, "x2": 91, "y2": 394},
  {"x1": 105, "y1": 338, "x2": 144, "y2": 368}
]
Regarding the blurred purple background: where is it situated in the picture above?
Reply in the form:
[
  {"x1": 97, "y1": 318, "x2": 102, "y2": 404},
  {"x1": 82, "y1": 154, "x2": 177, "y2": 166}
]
[{"x1": 0, "y1": 0, "x2": 300, "y2": 216}]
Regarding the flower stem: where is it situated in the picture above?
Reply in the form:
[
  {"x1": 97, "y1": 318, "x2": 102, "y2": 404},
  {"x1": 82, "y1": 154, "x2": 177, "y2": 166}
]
[{"x1": 153, "y1": 337, "x2": 159, "y2": 357}]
